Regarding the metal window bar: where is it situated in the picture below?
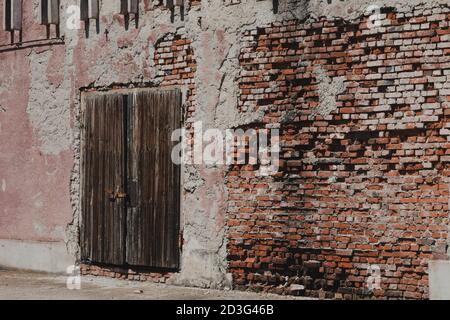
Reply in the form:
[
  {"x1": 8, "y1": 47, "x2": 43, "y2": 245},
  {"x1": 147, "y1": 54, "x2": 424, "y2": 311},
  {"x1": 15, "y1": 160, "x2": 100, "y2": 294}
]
[
  {"x1": 120, "y1": 0, "x2": 139, "y2": 29},
  {"x1": 80, "y1": 0, "x2": 99, "y2": 21},
  {"x1": 120, "y1": 0, "x2": 138, "y2": 15},
  {"x1": 40, "y1": 0, "x2": 60, "y2": 39},
  {"x1": 80, "y1": 0, "x2": 100, "y2": 37},
  {"x1": 2, "y1": 0, "x2": 22, "y2": 44},
  {"x1": 164, "y1": 0, "x2": 184, "y2": 22},
  {"x1": 40, "y1": 0, "x2": 60, "y2": 25},
  {"x1": 2, "y1": 0, "x2": 22, "y2": 31}
]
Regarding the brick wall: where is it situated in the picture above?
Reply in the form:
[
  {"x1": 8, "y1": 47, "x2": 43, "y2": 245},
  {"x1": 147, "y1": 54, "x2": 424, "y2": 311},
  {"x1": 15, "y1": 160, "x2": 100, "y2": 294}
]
[
  {"x1": 227, "y1": 6, "x2": 450, "y2": 299},
  {"x1": 154, "y1": 32, "x2": 197, "y2": 119},
  {"x1": 80, "y1": 264, "x2": 174, "y2": 282}
]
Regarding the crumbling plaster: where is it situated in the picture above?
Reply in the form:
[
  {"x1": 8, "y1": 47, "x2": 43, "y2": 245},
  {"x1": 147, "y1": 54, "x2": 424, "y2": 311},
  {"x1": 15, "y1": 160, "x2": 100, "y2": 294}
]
[
  {"x1": 1, "y1": 0, "x2": 449, "y2": 289},
  {"x1": 65, "y1": 0, "x2": 313, "y2": 289},
  {"x1": 309, "y1": 0, "x2": 450, "y2": 21}
]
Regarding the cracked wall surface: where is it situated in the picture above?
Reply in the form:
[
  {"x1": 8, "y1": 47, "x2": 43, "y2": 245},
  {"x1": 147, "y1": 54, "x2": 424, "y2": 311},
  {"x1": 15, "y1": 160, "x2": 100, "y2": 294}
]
[
  {"x1": 0, "y1": 0, "x2": 449, "y2": 299},
  {"x1": 228, "y1": 0, "x2": 450, "y2": 300}
]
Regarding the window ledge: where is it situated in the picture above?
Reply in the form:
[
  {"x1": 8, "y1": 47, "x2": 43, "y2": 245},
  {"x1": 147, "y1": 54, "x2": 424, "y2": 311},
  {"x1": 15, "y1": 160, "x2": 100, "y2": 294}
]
[{"x1": 0, "y1": 36, "x2": 65, "y2": 53}]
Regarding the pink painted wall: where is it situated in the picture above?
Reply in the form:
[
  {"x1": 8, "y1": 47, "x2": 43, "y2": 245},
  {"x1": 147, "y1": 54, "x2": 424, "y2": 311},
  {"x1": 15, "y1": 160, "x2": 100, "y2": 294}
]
[
  {"x1": 0, "y1": 1, "x2": 193, "y2": 244},
  {"x1": 0, "y1": 2, "x2": 73, "y2": 242}
]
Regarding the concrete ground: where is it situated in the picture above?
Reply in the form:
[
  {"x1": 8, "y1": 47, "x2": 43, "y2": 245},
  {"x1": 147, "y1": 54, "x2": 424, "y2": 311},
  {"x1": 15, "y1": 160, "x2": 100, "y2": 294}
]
[{"x1": 0, "y1": 268, "x2": 306, "y2": 300}]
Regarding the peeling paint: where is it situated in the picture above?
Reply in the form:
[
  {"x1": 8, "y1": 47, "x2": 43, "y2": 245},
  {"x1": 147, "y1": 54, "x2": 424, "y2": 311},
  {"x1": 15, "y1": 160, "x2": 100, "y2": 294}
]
[
  {"x1": 1, "y1": 0, "x2": 449, "y2": 294},
  {"x1": 27, "y1": 50, "x2": 72, "y2": 156}
]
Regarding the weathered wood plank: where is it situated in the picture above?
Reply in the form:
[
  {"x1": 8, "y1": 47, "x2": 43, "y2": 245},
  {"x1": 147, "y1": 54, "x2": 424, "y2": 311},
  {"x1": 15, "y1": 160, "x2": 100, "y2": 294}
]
[
  {"x1": 126, "y1": 89, "x2": 182, "y2": 269},
  {"x1": 81, "y1": 94, "x2": 126, "y2": 266}
]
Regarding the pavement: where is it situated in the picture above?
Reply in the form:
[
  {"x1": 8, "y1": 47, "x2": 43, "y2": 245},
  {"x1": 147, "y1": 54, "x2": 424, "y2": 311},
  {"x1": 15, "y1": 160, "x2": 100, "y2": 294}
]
[{"x1": 0, "y1": 268, "x2": 307, "y2": 300}]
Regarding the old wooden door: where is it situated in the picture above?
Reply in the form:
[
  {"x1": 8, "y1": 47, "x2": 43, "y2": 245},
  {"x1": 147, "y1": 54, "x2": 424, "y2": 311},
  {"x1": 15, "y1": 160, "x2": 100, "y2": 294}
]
[
  {"x1": 81, "y1": 89, "x2": 182, "y2": 270},
  {"x1": 81, "y1": 94, "x2": 127, "y2": 265}
]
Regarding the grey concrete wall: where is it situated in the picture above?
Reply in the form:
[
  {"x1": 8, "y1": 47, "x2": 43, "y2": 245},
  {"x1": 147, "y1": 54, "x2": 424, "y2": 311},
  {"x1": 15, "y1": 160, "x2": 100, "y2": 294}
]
[
  {"x1": 0, "y1": 239, "x2": 75, "y2": 273},
  {"x1": 429, "y1": 261, "x2": 450, "y2": 300}
]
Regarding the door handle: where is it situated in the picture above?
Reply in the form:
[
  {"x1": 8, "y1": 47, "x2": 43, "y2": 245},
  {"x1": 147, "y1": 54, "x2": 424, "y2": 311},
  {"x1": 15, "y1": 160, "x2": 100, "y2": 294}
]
[
  {"x1": 115, "y1": 192, "x2": 127, "y2": 199},
  {"x1": 105, "y1": 189, "x2": 127, "y2": 201}
]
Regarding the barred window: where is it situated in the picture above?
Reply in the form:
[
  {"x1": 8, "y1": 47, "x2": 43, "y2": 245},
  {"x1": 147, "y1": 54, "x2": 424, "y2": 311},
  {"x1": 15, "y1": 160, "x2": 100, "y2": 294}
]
[
  {"x1": 80, "y1": 0, "x2": 99, "y2": 21},
  {"x1": 40, "y1": 0, "x2": 60, "y2": 25},
  {"x1": 2, "y1": 0, "x2": 22, "y2": 31},
  {"x1": 164, "y1": 0, "x2": 184, "y2": 9},
  {"x1": 120, "y1": 0, "x2": 138, "y2": 15}
]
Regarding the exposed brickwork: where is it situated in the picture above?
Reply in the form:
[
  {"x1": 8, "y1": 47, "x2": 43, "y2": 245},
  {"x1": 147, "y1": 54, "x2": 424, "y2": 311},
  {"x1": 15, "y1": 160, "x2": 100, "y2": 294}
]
[
  {"x1": 154, "y1": 32, "x2": 197, "y2": 119},
  {"x1": 190, "y1": 0, "x2": 201, "y2": 6},
  {"x1": 80, "y1": 264, "x2": 174, "y2": 283},
  {"x1": 227, "y1": 6, "x2": 450, "y2": 299}
]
